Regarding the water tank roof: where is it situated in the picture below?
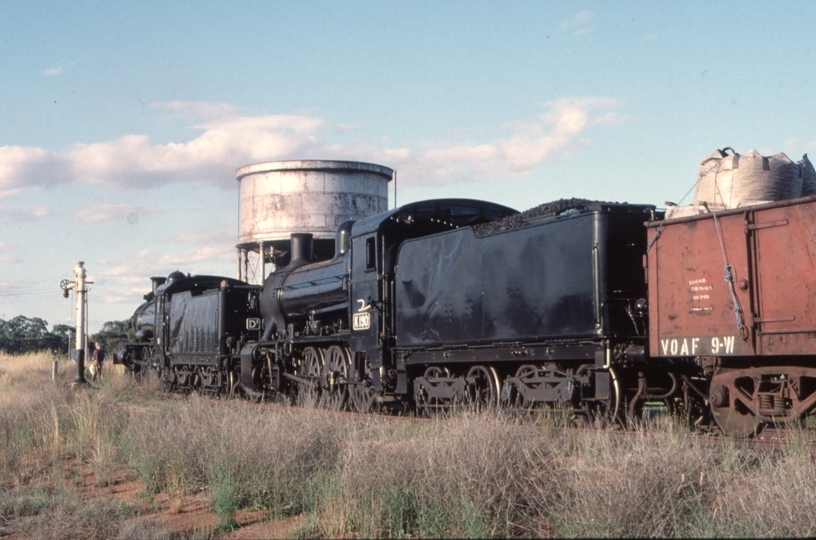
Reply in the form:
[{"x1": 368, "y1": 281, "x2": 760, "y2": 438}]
[{"x1": 236, "y1": 159, "x2": 394, "y2": 182}]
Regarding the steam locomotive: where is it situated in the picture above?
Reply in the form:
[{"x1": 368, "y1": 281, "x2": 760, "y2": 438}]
[{"x1": 118, "y1": 195, "x2": 816, "y2": 436}]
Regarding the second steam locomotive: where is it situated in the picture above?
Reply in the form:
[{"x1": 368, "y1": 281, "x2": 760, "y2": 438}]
[{"x1": 118, "y1": 195, "x2": 816, "y2": 436}]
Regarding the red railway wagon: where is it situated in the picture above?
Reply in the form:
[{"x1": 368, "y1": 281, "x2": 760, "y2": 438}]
[{"x1": 646, "y1": 195, "x2": 816, "y2": 435}]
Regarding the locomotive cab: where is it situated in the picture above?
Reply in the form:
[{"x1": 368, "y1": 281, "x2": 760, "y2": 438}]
[{"x1": 347, "y1": 199, "x2": 519, "y2": 395}]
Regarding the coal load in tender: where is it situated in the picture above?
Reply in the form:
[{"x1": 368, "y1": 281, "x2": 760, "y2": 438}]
[{"x1": 473, "y1": 197, "x2": 607, "y2": 236}]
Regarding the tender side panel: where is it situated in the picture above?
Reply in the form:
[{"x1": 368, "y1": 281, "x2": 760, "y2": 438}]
[
  {"x1": 395, "y1": 214, "x2": 598, "y2": 347},
  {"x1": 168, "y1": 290, "x2": 220, "y2": 355},
  {"x1": 647, "y1": 211, "x2": 754, "y2": 358}
]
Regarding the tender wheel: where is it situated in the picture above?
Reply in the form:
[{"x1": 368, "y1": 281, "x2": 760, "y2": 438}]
[
  {"x1": 415, "y1": 366, "x2": 449, "y2": 417},
  {"x1": 511, "y1": 365, "x2": 538, "y2": 409},
  {"x1": 465, "y1": 365, "x2": 499, "y2": 411},
  {"x1": 323, "y1": 345, "x2": 350, "y2": 411}
]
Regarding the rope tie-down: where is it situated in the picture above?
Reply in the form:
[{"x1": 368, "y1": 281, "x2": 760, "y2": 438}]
[{"x1": 712, "y1": 211, "x2": 746, "y2": 333}]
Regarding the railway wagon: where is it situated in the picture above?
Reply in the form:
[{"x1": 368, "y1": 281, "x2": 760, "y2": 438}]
[{"x1": 646, "y1": 195, "x2": 816, "y2": 436}]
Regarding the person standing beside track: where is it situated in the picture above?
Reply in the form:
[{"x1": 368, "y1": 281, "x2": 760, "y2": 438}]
[{"x1": 92, "y1": 342, "x2": 106, "y2": 382}]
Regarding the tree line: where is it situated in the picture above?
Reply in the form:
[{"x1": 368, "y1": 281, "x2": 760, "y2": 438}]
[{"x1": 0, "y1": 315, "x2": 132, "y2": 357}]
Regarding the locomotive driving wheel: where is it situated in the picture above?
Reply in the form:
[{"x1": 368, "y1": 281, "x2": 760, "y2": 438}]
[
  {"x1": 350, "y1": 382, "x2": 376, "y2": 414},
  {"x1": 323, "y1": 345, "x2": 350, "y2": 411},
  {"x1": 349, "y1": 354, "x2": 377, "y2": 414},
  {"x1": 296, "y1": 347, "x2": 324, "y2": 406}
]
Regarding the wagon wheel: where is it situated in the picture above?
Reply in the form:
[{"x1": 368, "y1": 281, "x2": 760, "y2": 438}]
[
  {"x1": 296, "y1": 347, "x2": 324, "y2": 407},
  {"x1": 323, "y1": 345, "x2": 350, "y2": 411},
  {"x1": 711, "y1": 400, "x2": 761, "y2": 437},
  {"x1": 709, "y1": 372, "x2": 762, "y2": 437},
  {"x1": 465, "y1": 365, "x2": 499, "y2": 412}
]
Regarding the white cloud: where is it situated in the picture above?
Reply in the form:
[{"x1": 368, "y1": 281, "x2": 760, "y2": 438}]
[
  {"x1": 84, "y1": 233, "x2": 241, "y2": 314},
  {"x1": 560, "y1": 10, "x2": 596, "y2": 34},
  {"x1": 0, "y1": 188, "x2": 23, "y2": 199},
  {"x1": 43, "y1": 67, "x2": 63, "y2": 76},
  {"x1": 73, "y1": 203, "x2": 154, "y2": 224},
  {"x1": 0, "y1": 97, "x2": 628, "y2": 193},
  {"x1": 573, "y1": 10, "x2": 594, "y2": 23},
  {"x1": 0, "y1": 145, "x2": 72, "y2": 192},
  {"x1": 406, "y1": 97, "x2": 629, "y2": 182},
  {"x1": 0, "y1": 203, "x2": 51, "y2": 224},
  {"x1": 167, "y1": 230, "x2": 235, "y2": 246},
  {"x1": 150, "y1": 100, "x2": 239, "y2": 120},
  {"x1": 0, "y1": 242, "x2": 21, "y2": 263},
  {"x1": 0, "y1": 245, "x2": 22, "y2": 267}
]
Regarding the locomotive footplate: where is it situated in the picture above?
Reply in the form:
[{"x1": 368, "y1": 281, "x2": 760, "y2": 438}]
[{"x1": 403, "y1": 341, "x2": 602, "y2": 365}]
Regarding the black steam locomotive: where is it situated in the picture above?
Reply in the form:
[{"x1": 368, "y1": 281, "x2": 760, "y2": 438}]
[
  {"x1": 120, "y1": 191, "x2": 816, "y2": 435},
  {"x1": 120, "y1": 197, "x2": 702, "y2": 425}
]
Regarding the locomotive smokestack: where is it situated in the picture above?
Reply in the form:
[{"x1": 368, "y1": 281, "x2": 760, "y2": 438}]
[
  {"x1": 288, "y1": 233, "x2": 313, "y2": 268},
  {"x1": 150, "y1": 276, "x2": 167, "y2": 296}
]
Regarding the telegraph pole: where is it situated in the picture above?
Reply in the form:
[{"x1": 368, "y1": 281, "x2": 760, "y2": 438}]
[{"x1": 60, "y1": 261, "x2": 93, "y2": 384}]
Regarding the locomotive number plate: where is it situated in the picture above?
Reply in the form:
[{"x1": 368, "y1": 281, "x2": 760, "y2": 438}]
[
  {"x1": 659, "y1": 335, "x2": 743, "y2": 356},
  {"x1": 246, "y1": 318, "x2": 262, "y2": 331},
  {"x1": 353, "y1": 312, "x2": 371, "y2": 331}
]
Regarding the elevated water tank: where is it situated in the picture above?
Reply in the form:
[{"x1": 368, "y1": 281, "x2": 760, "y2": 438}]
[{"x1": 235, "y1": 160, "x2": 393, "y2": 280}]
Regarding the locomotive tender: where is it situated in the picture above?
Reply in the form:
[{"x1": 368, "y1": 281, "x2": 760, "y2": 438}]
[{"x1": 118, "y1": 195, "x2": 816, "y2": 436}]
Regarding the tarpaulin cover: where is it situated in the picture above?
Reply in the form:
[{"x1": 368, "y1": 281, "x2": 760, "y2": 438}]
[{"x1": 168, "y1": 291, "x2": 219, "y2": 354}]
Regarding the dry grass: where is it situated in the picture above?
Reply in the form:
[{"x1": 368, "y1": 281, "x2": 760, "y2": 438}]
[{"x1": 2, "y1": 351, "x2": 816, "y2": 537}]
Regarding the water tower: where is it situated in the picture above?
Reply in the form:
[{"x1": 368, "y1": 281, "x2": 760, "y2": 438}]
[{"x1": 235, "y1": 159, "x2": 393, "y2": 282}]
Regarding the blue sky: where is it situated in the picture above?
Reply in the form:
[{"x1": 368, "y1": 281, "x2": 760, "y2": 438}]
[{"x1": 2, "y1": 0, "x2": 816, "y2": 333}]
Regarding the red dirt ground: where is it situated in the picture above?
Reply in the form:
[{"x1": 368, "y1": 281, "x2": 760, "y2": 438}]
[{"x1": 11, "y1": 458, "x2": 312, "y2": 539}]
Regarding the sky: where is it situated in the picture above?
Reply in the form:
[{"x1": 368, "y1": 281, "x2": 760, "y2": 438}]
[{"x1": 2, "y1": 0, "x2": 816, "y2": 334}]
